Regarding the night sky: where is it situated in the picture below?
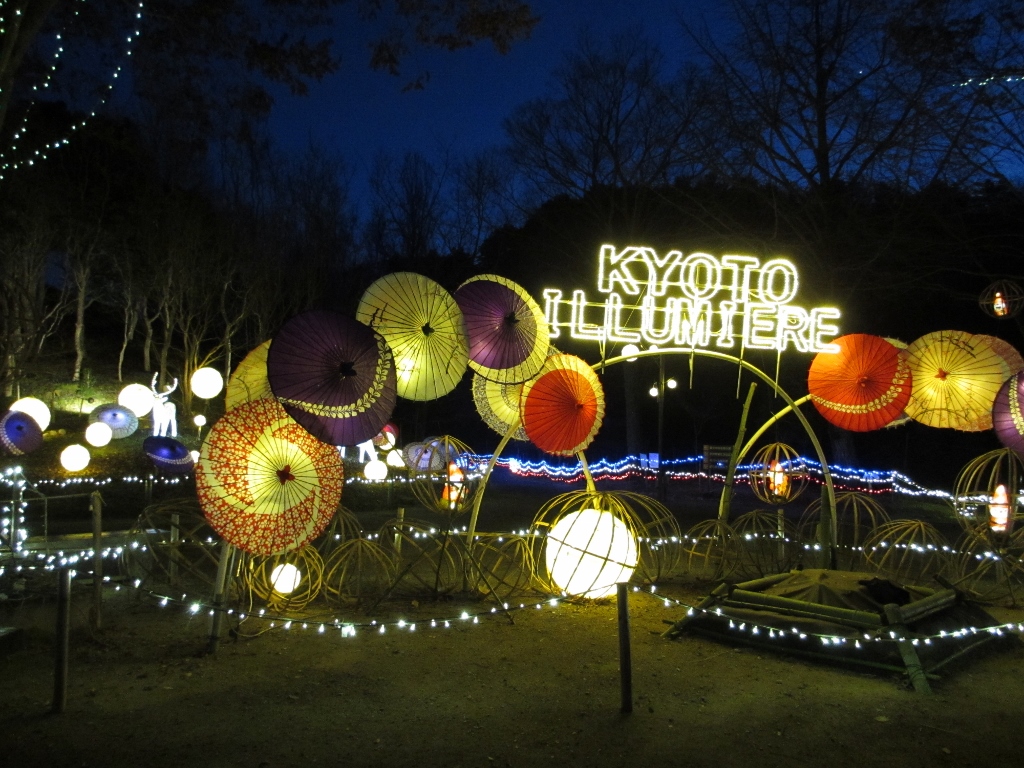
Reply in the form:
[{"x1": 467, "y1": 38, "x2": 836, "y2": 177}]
[{"x1": 267, "y1": 0, "x2": 724, "y2": 200}]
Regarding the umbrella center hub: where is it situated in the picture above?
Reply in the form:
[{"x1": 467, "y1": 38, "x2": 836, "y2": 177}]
[
  {"x1": 857, "y1": 376, "x2": 870, "y2": 388},
  {"x1": 277, "y1": 465, "x2": 295, "y2": 484},
  {"x1": 935, "y1": 368, "x2": 949, "y2": 381},
  {"x1": 338, "y1": 361, "x2": 357, "y2": 378},
  {"x1": 503, "y1": 312, "x2": 519, "y2": 326},
  {"x1": 421, "y1": 322, "x2": 435, "y2": 336}
]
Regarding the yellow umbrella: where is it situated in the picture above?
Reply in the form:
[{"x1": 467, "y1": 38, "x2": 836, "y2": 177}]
[
  {"x1": 356, "y1": 272, "x2": 468, "y2": 401},
  {"x1": 225, "y1": 340, "x2": 273, "y2": 411},
  {"x1": 905, "y1": 330, "x2": 1010, "y2": 431},
  {"x1": 472, "y1": 373, "x2": 528, "y2": 441}
]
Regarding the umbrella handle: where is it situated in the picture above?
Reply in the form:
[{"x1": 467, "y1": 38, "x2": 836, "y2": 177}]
[{"x1": 465, "y1": 417, "x2": 521, "y2": 548}]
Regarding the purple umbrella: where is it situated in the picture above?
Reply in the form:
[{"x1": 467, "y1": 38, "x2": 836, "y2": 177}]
[
  {"x1": 267, "y1": 310, "x2": 397, "y2": 446},
  {"x1": 993, "y1": 371, "x2": 1024, "y2": 453},
  {"x1": 454, "y1": 274, "x2": 550, "y2": 384},
  {"x1": 143, "y1": 436, "x2": 194, "y2": 475},
  {"x1": 89, "y1": 403, "x2": 139, "y2": 439},
  {"x1": 0, "y1": 410, "x2": 43, "y2": 455}
]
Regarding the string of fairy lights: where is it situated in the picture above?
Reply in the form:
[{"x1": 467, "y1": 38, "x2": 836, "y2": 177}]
[{"x1": 0, "y1": 0, "x2": 145, "y2": 180}]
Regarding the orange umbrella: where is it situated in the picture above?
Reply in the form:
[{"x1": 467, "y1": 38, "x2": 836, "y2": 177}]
[
  {"x1": 807, "y1": 334, "x2": 912, "y2": 432},
  {"x1": 520, "y1": 354, "x2": 605, "y2": 456},
  {"x1": 904, "y1": 330, "x2": 1009, "y2": 431},
  {"x1": 225, "y1": 340, "x2": 272, "y2": 411}
]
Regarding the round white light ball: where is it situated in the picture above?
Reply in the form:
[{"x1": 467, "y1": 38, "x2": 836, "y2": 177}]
[
  {"x1": 545, "y1": 509, "x2": 638, "y2": 599},
  {"x1": 385, "y1": 449, "x2": 406, "y2": 468},
  {"x1": 85, "y1": 421, "x2": 112, "y2": 447},
  {"x1": 118, "y1": 384, "x2": 155, "y2": 418},
  {"x1": 190, "y1": 450, "x2": 200, "y2": 463},
  {"x1": 10, "y1": 397, "x2": 50, "y2": 432},
  {"x1": 364, "y1": 459, "x2": 388, "y2": 481},
  {"x1": 621, "y1": 343, "x2": 640, "y2": 362},
  {"x1": 60, "y1": 444, "x2": 91, "y2": 472},
  {"x1": 190, "y1": 367, "x2": 224, "y2": 399},
  {"x1": 270, "y1": 563, "x2": 302, "y2": 594},
  {"x1": 193, "y1": 414, "x2": 207, "y2": 427}
]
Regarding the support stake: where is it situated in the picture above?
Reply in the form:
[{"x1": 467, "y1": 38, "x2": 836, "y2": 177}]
[
  {"x1": 52, "y1": 567, "x2": 71, "y2": 714},
  {"x1": 617, "y1": 582, "x2": 633, "y2": 714}
]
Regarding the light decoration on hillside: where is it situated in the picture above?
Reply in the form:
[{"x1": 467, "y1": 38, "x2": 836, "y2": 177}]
[
  {"x1": 190, "y1": 367, "x2": 224, "y2": 399},
  {"x1": 84, "y1": 421, "x2": 112, "y2": 447},
  {"x1": 118, "y1": 384, "x2": 155, "y2": 418},
  {"x1": 60, "y1": 444, "x2": 90, "y2": 472},
  {"x1": 542, "y1": 246, "x2": 840, "y2": 354},
  {"x1": 9, "y1": 397, "x2": 51, "y2": 432},
  {"x1": 0, "y1": 1, "x2": 146, "y2": 180}
]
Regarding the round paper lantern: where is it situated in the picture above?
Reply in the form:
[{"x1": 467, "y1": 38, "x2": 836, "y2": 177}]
[
  {"x1": 544, "y1": 509, "x2": 638, "y2": 598},
  {"x1": 60, "y1": 444, "x2": 91, "y2": 472},
  {"x1": 979, "y1": 279, "x2": 1024, "y2": 319},
  {"x1": 89, "y1": 403, "x2": 139, "y2": 439},
  {"x1": 0, "y1": 410, "x2": 44, "y2": 456},
  {"x1": 621, "y1": 343, "x2": 640, "y2": 362},
  {"x1": 143, "y1": 436, "x2": 194, "y2": 475},
  {"x1": 85, "y1": 421, "x2": 113, "y2": 447},
  {"x1": 190, "y1": 367, "x2": 224, "y2": 399},
  {"x1": 271, "y1": 563, "x2": 302, "y2": 594},
  {"x1": 9, "y1": 397, "x2": 50, "y2": 432},
  {"x1": 193, "y1": 414, "x2": 208, "y2": 427},
  {"x1": 119, "y1": 384, "x2": 155, "y2": 418},
  {"x1": 364, "y1": 459, "x2": 388, "y2": 481}
]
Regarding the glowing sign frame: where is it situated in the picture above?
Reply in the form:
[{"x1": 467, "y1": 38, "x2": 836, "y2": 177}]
[{"x1": 544, "y1": 246, "x2": 840, "y2": 354}]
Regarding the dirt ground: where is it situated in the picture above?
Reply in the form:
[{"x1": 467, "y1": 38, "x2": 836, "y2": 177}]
[{"x1": 2, "y1": 571, "x2": 1023, "y2": 768}]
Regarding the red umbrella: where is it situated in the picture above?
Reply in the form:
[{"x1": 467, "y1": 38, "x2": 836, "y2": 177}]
[
  {"x1": 520, "y1": 354, "x2": 605, "y2": 456},
  {"x1": 196, "y1": 398, "x2": 343, "y2": 555},
  {"x1": 807, "y1": 334, "x2": 912, "y2": 432},
  {"x1": 267, "y1": 310, "x2": 397, "y2": 446},
  {"x1": 454, "y1": 274, "x2": 549, "y2": 384}
]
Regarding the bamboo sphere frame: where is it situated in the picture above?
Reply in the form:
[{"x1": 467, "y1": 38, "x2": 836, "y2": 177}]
[
  {"x1": 122, "y1": 499, "x2": 222, "y2": 590},
  {"x1": 408, "y1": 435, "x2": 481, "y2": 517},
  {"x1": 681, "y1": 518, "x2": 738, "y2": 581},
  {"x1": 953, "y1": 448, "x2": 1024, "y2": 541},
  {"x1": 243, "y1": 546, "x2": 325, "y2": 611},
  {"x1": 979, "y1": 279, "x2": 1024, "y2": 319},
  {"x1": 954, "y1": 528, "x2": 1024, "y2": 606},
  {"x1": 322, "y1": 536, "x2": 396, "y2": 606},
  {"x1": 748, "y1": 442, "x2": 809, "y2": 506},
  {"x1": 730, "y1": 508, "x2": 799, "y2": 578},
  {"x1": 862, "y1": 519, "x2": 953, "y2": 586}
]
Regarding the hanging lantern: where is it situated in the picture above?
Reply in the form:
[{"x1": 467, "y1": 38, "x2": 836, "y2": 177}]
[
  {"x1": 979, "y1": 279, "x2": 1024, "y2": 319},
  {"x1": 409, "y1": 436, "x2": 479, "y2": 516},
  {"x1": 953, "y1": 448, "x2": 1024, "y2": 539},
  {"x1": 748, "y1": 443, "x2": 808, "y2": 505}
]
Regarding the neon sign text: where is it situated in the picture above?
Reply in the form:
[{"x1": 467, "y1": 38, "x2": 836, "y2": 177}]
[{"x1": 543, "y1": 246, "x2": 840, "y2": 353}]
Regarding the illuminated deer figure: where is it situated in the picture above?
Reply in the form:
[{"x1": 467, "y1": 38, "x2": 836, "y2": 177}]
[{"x1": 150, "y1": 373, "x2": 179, "y2": 437}]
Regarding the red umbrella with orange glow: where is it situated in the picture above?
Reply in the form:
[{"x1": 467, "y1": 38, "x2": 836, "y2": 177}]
[
  {"x1": 520, "y1": 354, "x2": 605, "y2": 456},
  {"x1": 807, "y1": 334, "x2": 912, "y2": 432}
]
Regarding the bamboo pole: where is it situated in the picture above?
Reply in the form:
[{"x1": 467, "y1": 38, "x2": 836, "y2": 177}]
[
  {"x1": 617, "y1": 582, "x2": 633, "y2": 714},
  {"x1": 465, "y1": 418, "x2": 520, "y2": 549},
  {"x1": 207, "y1": 542, "x2": 236, "y2": 655},
  {"x1": 718, "y1": 383, "x2": 758, "y2": 521},
  {"x1": 89, "y1": 491, "x2": 103, "y2": 632},
  {"x1": 52, "y1": 567, "x2": 71, "y2": 714}
]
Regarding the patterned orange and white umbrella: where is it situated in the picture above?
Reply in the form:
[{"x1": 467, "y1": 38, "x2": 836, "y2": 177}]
[
  {"x1": 196, "y1": 398, "x2": 343, "y2": 555},
  {"x1": 905, "y1": 330, "x2": 1010, "y2": 431},
  {"x1": 520, "y1": 354, "x2": 605, "y2": 456}
]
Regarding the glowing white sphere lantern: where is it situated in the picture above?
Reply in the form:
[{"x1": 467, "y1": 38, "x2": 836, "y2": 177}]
[
  {"x1": 60, "y1": 444, "x2": 91, "y2": 472},
  {"x1": 193, "y1": 414, "x2": 207, "y2": 427},
  {"x1": 386, "y1": 449, "x2": 406, "y2": 468},
  {"x1": 84, "y1": 421, "x2": 113, "y2": 447},
  {"x1": 270, "y1": 563, "x2": 302, "y2": 594},
  {"x1": 545, "y1": 509, "x2": 638, "y2": 599},
  {"x1": 190, "y1": 450, "x2": 200, "y2": 463},
  {"x1": 190, "y1": 367, "x2": 224, "y2": 400},
  {"x1": 10, "y1": 397, "x2": 50, "y2": 432},
  {"x1": 118, "y1": 384, "x2": 155, "y2": 418},
  {"x1": 364, "y1": 459, "x2": 388, "y2": 481},
  {"x1": 621, "y1": 343, "x2": 640, "y2": 362}
]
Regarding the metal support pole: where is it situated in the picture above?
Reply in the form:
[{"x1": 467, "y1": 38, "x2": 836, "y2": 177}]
[
  {"x1": 89, "y1": 491, "x2": 103, "y2": 632},
  {"x1": 617, "y1": 582, "x2": 633, "y2": 714},
  {"x1": 53, "y1": 567, "x2": 71, "y2": 714},
  {"x1": 169, "y1": 512, "x2": 181, "y2": 587},
  {"x1": 656, "y1": 355, "x2": 666, "y2": 502}
]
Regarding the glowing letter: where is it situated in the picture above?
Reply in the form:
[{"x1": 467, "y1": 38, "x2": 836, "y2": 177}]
[
  {"x1": 757, "y1": 258, "x2": 799, "y2": 304},
  {"x1": 543, "y1": 289, "x2": 564, "y2": 339},
  {"x1": 721, "y1": 255, "x2": 761, "y2": 304}
]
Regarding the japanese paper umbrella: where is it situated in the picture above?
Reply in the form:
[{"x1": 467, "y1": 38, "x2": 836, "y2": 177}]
[
  {"x1": 356, "y1": 272, "x2": 468, "y2": 401},
  {"x1": 143, "y1": 436, "x2": 194, "y2": 475},
  {"x1": 993, "y1": 371, "x2": 1024, "y2": 453},
  {"x1": 196, "y1": 397, "x2": 343, "y2": 555},
  {"x1": 806, "y1": 334, "x2": 912, "y2": 432},
  {"x1": 904, "y1": 330, "x2": 1009, "y2": 432},
  {"x1": 89, "y1": 403, "x2": 139, "y2": 439},
  {"x1": 0, "y1": 410, "x2": 43, "y2": 455},
  {"x1": 473, "y1": 373, "x2": 528, "y2": 441},
  {"x1": 226, "y1": 340, "x2": 273, "y2": 411},
  {"x1": 520, "y1": 354, "x2": 605, "y2": 456},
  {"x1": 454, "y1": 274, "x2": 549, "y2": 384},
  {"x1": 267, "y1": 311, "x2": 397, "y2": 447}
]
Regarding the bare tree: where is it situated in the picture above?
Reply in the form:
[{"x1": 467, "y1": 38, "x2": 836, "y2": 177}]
[{"x1": 367, "y1": 150, "x2": 447, "y2": 263}]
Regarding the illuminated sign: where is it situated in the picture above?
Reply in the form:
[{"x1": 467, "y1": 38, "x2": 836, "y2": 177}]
[{"x1": 543, "y1": 246, "x2": 840, "y2": 353}]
